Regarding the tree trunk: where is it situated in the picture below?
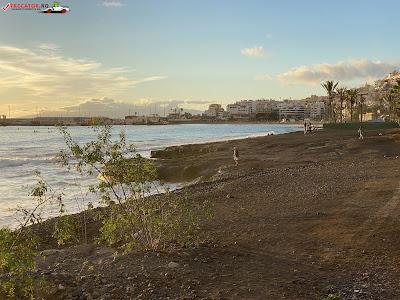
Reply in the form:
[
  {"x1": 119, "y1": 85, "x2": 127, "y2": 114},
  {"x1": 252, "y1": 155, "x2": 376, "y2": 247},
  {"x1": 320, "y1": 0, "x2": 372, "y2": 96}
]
[
  {"x1": 350, "y1": 104, "x2": 353, "y2": 122},
  {"x1": 340, "y1": 100, "x2": 343, "y2": 123}
]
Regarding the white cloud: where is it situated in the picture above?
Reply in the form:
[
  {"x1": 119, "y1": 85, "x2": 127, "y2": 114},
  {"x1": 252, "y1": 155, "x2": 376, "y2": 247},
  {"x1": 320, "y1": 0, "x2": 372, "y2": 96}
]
[
  {"x1": 254, "y1": 74, "x2": 273, "y2": 81},
  {"x1": 241, "y1": 46, "x2": 265, "y2": 58},
  {"x1": 101, "y1": 1, "x2": 124, "y2": 7},
  {"x1": 0, "y1": 45, "x2": 166, "y2": 99},
  {"x1": 37, "y1": 43, "x2": 60, "y2": 52},
  {"x1": 277, "y1": 59, "x2": 399, "y2": 85},
  {"x1": 266, "y1": 33, "x2": 273, "y2": 39}
]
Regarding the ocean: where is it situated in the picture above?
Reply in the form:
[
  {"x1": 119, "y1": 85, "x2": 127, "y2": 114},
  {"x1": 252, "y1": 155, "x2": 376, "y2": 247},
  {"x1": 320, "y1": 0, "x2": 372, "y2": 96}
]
[{"x1": 0, "y1": 123, "x2": 301, "y2": 227}]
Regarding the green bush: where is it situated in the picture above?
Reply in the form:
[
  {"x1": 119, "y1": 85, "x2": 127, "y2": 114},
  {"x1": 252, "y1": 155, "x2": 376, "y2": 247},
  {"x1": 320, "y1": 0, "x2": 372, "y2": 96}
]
[
  {"x1": 324, "y1": 293, "x2": 341, "y2": 300},
  {"x1": 58, "y1": 125, "x2": 212, "y2": 253},
  {"x1": 0, "y1": 228, "x2": 39, "y2": 299}
]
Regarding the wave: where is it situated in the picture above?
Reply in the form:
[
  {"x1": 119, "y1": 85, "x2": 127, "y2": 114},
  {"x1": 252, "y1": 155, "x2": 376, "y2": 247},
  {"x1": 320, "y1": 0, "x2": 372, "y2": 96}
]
[{"x1": 0, "y1": 157, "x2": 56, "y2": 168}]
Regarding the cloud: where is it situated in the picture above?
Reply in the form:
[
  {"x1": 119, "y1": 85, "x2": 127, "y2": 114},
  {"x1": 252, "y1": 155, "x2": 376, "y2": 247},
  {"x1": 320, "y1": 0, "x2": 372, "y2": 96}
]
[
  {"x1": 277, "y1": 59, "x2": 399, "y2": 85},
  {"x1": 101, "y1": 1, "x2": 124, "y2": 7},
  {"x1": 0, "y1": 45, "x2": 166, "y2": 99},
  {"x1": 265, "y1": 33, "x2": 273, "y2": 39},
  {"x1": 36, "y1": 43, "x2": 60, "y2": 52},
  {"x1": 241, "y1": 46, "x2": 265, "y2": 58},
  {"x1": 254, "y1": 74, "x2": 273, "y2": 81},
  {"x1": 34, "y1": 98, "x2": 205, "y2": 118}
]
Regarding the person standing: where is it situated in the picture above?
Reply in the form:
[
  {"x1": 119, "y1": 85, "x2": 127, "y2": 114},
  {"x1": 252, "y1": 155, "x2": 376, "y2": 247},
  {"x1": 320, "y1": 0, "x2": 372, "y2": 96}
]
[
  {"x1": 233, "y1": 146, "x2": 239, "y2": 166},
  {"x1": 304, "y1": 120, "x2": 307, "y2": 135}
]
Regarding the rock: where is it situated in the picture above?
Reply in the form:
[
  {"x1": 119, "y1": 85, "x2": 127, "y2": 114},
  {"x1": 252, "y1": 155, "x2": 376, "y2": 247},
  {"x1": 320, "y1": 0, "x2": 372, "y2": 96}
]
[
  {"x1": 167, "y1": 262, "x2": 180, "y2": 269},
  {"x1": 74, "y1": 243, "x2": 95, "y2": 256},
  {"x1": 58, "y1": 284, "x2": 66, "y2": 291},
  {"x1": 85, "y1": 294, "x2": 93, "y2": 300},
  {"x1": 71, "y1": 287, "x2": 82, "y2": 297}
]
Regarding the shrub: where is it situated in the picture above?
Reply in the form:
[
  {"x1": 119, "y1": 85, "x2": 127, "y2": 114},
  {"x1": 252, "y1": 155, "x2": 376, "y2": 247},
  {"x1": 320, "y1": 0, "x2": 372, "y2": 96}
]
[
  {"x1": 0, "y1": 228, "x2": 39, "y2": 299},
  {"x1": 57, "y1": 124, "x2": 212, "y2": 252}
]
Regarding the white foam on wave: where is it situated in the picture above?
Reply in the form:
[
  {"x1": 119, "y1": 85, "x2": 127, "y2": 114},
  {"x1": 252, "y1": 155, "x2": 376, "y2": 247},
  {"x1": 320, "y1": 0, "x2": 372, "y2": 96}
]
[{"x1": 0, "y1": 157, "x2": 56, "y2": 168}]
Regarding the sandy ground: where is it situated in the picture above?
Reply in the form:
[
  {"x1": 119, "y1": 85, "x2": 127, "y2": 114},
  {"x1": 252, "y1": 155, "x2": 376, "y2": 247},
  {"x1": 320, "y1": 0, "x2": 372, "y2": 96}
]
[{"x1": 19, "y1": 128, "x2": 400, "y2": 299}]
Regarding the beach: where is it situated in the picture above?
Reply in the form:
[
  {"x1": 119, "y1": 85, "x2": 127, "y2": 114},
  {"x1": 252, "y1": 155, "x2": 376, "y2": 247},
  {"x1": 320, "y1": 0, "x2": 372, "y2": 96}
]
[
  {"x1": 0, "y1": 123, "x2": 301, "y2": 227},
  {"x1": 24, "y1": 127, "x2": 400, "y2": 299}
]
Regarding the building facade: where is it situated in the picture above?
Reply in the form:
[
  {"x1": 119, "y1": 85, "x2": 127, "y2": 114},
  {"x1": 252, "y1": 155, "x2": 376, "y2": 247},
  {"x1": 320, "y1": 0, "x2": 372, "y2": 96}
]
[
  {"x1": 204, "y1": 98, "x2": 326, "y2": 121},
  {"x1": 203, "y1": 104, "x2": 225, "y2": 118}
]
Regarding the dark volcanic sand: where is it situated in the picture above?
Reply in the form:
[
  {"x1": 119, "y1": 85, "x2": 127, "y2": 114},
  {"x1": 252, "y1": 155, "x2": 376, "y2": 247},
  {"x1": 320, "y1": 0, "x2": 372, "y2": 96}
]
[{"x1": 27, "y1": 129, "x2": 400, "y2": 299}]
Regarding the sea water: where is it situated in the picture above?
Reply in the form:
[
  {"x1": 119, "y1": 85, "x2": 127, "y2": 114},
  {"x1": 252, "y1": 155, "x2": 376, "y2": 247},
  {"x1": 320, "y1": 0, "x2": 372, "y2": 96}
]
[{"x1": 0, "y1": 123, "x2": 301, "y2": 227}]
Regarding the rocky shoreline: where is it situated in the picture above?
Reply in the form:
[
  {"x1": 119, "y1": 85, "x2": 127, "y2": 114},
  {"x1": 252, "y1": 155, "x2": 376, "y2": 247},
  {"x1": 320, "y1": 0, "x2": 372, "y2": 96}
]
[{"x1": 14, "y1": 128, "x2": 400, "y2": 299}]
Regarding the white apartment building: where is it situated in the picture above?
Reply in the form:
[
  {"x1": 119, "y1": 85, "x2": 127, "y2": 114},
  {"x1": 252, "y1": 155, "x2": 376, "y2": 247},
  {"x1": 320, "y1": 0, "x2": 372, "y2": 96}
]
[
  {"x1": 251, "y1": 99, "x2": 280, "y2": 114},
  {"x1": 278, "y1": 98, "x2": 326, "y2": 121},
  {"x1": 302, "y1": 95, "x2": 326, "y2": 120},
  {"x1": 278, "y1": 101, "x2": 310, "y2": 120},
  {"x1": 226, "y1": 99, "x2": 280, "y2": 118},
  {"x1": 226, "y1": 101, "x2": 252, "y2": 117},
  {"x1": 222, "y1": 97, "x2": 326, "y2": 120},
  {"x1": 203, "y1": 104, "x2": 224, "y2": 118},
  {"x1": 308, "y1": 101, "x2": 325, "y2": 120},
  {"x1": 375, "y1": 71, "x2": 400, "y2": 91}
]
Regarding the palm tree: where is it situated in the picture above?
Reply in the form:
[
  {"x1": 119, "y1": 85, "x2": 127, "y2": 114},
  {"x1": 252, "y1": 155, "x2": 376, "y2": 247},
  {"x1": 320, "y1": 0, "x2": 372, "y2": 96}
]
[
  {"x1": 336, "y1": 87, "x2": 348, "y2": 123},
  {"x1": 346, "y1": 89, "x2": 358, "y2": 122},
  {"x1": 321, "y1": 80, "x2": 339, "y2": 122},
  {"x1": 358, "y1": 94, "x2": 367, "y2": 123}
]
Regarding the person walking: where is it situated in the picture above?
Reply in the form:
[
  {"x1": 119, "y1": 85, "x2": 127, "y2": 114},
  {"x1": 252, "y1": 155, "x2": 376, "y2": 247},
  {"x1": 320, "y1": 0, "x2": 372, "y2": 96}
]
[
  {"x1": 358, "y1": 126, "x2": 364, "y2": 140},
  {"x1": 304, "y1": 120, "x2": 307, "y2": 135},
  {"x1": 233, "y1": 146, "x2": 239, "y2": 166}
]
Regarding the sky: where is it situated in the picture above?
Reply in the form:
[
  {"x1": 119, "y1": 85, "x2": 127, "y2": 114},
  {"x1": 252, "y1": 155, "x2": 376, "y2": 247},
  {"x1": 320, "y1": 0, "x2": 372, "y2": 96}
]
[{"x1": 0, "y1": 0, "x2": 399, "y2": 117}]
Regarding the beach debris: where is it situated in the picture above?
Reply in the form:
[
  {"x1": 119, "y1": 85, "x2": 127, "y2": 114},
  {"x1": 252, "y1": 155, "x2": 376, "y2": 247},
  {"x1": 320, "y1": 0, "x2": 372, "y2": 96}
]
[{"x1": 226, "y1": 194, "x2": 233, "y2": 199}]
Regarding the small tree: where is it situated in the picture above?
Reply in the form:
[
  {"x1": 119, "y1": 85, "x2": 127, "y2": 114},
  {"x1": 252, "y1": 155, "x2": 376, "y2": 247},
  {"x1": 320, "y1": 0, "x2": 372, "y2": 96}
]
[
  {"x1": 57, "y1": 125, "x2": 211, "y2": 253},
  {"x1": 0, "y1": 228, "x2": 39, "y2": 299},
  {"x1": 0, "y1": 174, "x2": 53, "y2": 299}
]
